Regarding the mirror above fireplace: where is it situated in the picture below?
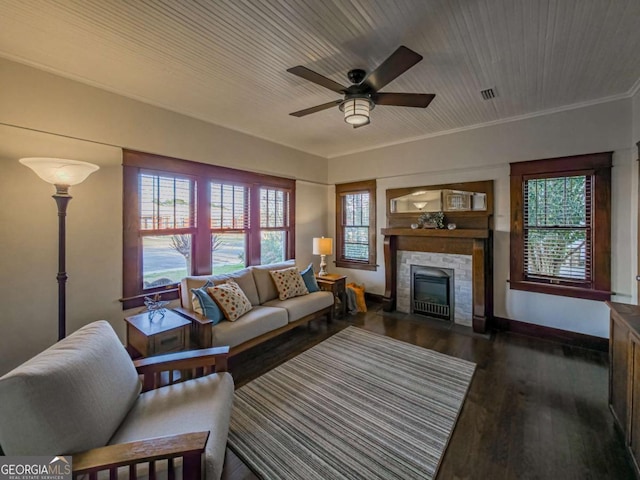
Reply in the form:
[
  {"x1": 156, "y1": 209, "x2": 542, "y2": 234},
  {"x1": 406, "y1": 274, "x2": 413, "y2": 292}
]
[
  {"x1": 390, "y1": 189, "x2": 487, "y2": 213},
  {"x1": 386, "y1": 180, "x2": 494, "y2": 230}
]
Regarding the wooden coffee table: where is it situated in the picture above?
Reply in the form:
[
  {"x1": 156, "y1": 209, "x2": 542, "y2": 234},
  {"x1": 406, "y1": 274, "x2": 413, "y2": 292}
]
[{"x1": 125, "y1": 309, "x2": 191, "y2": 358}]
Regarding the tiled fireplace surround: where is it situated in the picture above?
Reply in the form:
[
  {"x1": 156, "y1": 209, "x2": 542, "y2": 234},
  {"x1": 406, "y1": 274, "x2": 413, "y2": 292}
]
[
  {"x1": 397, "y1": 251, "x2": 473, "y2": 327},
  {"x1": 381, "y1": 228, "x2": 492, "y2": 333}
]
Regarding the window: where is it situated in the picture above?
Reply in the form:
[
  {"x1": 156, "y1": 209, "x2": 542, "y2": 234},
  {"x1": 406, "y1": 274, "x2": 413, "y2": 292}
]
[
  {"x1": 335, "y1": 180, "x2": 377, "y2": 271},
  {"x1": 510, "y1": 152, "x2": 612, "y2": 301},
  {"x1": 260, "y1": 187, "x2": 290, "y2": 264},
  {"x1": 123, "y1": 150, "x2": 295, "y2": 308},
  {"x1": 211, "y1": 183, "x2": 248, "y2": 274},
  {"x1": 139, "y1": 173, "x2": 195, "y2": 289}
]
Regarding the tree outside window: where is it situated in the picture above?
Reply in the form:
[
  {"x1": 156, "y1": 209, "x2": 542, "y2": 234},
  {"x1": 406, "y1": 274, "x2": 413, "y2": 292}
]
[{"x1": 510, "y1": 152, "x2": 612, "y2": 301}]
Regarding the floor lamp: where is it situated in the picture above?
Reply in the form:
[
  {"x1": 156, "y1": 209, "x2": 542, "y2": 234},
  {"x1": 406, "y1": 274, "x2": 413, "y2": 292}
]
[{"x1": 20, "y1": 157, "x2": 99, "y2": 340}]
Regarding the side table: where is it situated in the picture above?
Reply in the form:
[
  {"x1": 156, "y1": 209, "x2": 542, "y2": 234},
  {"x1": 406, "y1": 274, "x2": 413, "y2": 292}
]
[
  {"x1": 125, "y1": 309, "x2": 191, "y2": 358},
  {"x1": 315, "y1": 273, "x2": 347, "y2": 318}
]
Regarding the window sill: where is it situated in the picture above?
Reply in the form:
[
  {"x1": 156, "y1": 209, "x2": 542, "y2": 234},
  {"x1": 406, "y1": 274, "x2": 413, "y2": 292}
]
[
  {"x1": 335, "y1": 260, "x2": 378, "y2": 272},
  {"x1": 509, "y1": 280, "x2": 611, "y2": 301},
  {"x1": 121, "y1": 287, "x2": 180, "y2": 310}
]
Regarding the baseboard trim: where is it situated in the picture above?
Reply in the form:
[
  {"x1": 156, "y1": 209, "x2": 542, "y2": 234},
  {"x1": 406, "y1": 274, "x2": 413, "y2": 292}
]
[
  {"x1": 365, "y1": 292, "x2": 384, "y2": 304},
  {"x1": 494, "y1": 316, "x2": 608, "y2": 352}
]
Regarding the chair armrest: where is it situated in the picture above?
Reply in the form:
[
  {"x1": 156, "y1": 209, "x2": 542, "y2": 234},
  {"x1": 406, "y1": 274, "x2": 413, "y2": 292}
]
[
  {"x1": 133, "y1": 347, "x2": 230, "y2": 391},
  {"x1": 133, "y1": 346, "x2": 230, "y2": 372},
  {"x1": 73, "y1": 431, "x2": 209, "y2": 478},
  {"x1": 174, "y1": 307, "x2": 212, "y2": 326}
]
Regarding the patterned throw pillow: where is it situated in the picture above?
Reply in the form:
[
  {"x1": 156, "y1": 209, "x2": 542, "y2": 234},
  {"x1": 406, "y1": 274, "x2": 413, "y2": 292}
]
[
  {"x1": 269, "y1": 267, "x2": 309, "y2": 301},
  {"x1": 300, "y1": 263, "x2": 320, "y2": 293},
  {"x1": 208, "y1": 280, "x2": 252, "y2": 321}
]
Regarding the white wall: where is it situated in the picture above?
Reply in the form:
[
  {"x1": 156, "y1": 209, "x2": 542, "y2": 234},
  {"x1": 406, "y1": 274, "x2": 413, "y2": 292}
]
[
  {"x1": 0, "y1": 59, "x2": 328, "y2": 375},
  {"x1": 295, "y1": 180, "x2": 330, "y2": 270},
  {"x1": 327, "y1": 99, "x2": 636, "y2": 338}
]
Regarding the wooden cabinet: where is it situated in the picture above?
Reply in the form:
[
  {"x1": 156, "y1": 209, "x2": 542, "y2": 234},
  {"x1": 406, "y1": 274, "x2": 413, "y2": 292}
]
[
  {"x1": 607, "y1": 301, "x2": 640, "y2": 476},
  {"x1": 632, "y1": 338, "x2": 640, "y2": 466}
]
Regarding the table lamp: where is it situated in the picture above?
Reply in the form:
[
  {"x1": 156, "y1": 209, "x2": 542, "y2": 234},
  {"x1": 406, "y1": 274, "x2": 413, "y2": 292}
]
[{"x1": 313, "y1": 237, "x2": 333, "y2": 276}]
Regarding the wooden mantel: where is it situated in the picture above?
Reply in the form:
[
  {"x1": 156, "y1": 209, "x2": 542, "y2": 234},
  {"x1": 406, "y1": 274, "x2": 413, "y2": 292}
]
[
  {"x1": 381, "y1": 227, "x2": 493, "y2": 333},
  {"x1": 381, "y1": 228, "x2": 489, "y2": 238}
]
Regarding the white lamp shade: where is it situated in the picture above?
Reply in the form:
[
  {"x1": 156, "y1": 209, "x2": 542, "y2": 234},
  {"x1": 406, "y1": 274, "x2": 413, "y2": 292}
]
[
  {"x1": 20, "y1": 157, "x2": 99, "y2": 186},
  {"x1": 313, "y1": 237, "x2": 333, "y2": 255},
  {"x1": 342, "y1": 98, "x2": 371, "y2": 126}
]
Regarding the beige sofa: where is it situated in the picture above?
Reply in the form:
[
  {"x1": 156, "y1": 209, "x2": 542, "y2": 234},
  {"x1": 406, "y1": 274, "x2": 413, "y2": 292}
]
[{"x1": 177, "y1": 260, "x2": 334, "y2": 354}]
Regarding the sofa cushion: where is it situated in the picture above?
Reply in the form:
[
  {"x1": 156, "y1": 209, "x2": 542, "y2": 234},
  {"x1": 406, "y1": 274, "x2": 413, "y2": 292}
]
[
  {"x1": 181, "y1": 267, "x2": 260, "y2": 309},
  {"x1": 109, "y1": 373, "x2": 234, "y2": 480},
  {"x1": 210, "y1": 306, "x2": 288, "y2": 347},
  {"x1": 0, "y1": 321, "x2": 141, "y2": 455},
  {"x1": 270, "y1": 266, "x2": 309, "y2": 300},
  {"x1": 264, "y1": 291, "x2": 334, "y2": 322},
  {"x1": 208, "y1": 280, "x2": 253, "y2": 321},
  {"x1": 251, "y1": 260, "x2": 296, "y2": 304}
]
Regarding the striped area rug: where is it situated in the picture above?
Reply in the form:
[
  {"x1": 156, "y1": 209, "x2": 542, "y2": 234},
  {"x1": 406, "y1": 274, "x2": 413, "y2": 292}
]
[{"x1": 228, "y1": 326, "x2": 475, "y2": 480}]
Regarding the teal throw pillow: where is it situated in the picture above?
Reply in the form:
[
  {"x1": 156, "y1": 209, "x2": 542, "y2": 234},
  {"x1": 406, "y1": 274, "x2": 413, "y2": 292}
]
[
  {"x1": 300, "y1": 263, "x2": 320, "y2": 293},
  {"x1": 191, "y1": 281, "x2": 223, "y2": 325}
]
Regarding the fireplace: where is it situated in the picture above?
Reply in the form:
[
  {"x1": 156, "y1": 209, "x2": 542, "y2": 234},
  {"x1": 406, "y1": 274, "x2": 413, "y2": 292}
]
[
  {"x1": 411, "y1": 265, "x2": 454, "y2": 321},
  {"x1": 382, "y1": 180, "x2": 493, "y2": 333},
  {"x1": 381, "y1": 229, "x2": 492, "y2": 333}
]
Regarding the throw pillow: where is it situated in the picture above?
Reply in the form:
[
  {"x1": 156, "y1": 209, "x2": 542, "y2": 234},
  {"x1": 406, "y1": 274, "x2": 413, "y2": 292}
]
[
  {"x1": 190, "y1": 281, "x2": 223, "y2": 325},
  {"x1": 300, "y1": 263, "x2": 320, "y2": 293},
  {"x1": 270, "y1": 267, "x2": 309, "y2": 300},
  {"x1": 208, "y1": 280, "x2": 253, "y2": 321},
  {"x1": 347, "y1": 282, "x2": 367, "y2": 313}
]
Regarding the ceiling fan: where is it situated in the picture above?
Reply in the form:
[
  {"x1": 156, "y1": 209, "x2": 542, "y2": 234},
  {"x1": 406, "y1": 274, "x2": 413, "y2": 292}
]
[{"x1": 287, "y1": 45, "x2": 435, "y2": 128}]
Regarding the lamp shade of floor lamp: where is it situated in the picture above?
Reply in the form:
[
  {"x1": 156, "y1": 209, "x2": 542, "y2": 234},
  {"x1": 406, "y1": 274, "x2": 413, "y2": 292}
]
[
  {"x1": 20, "y1": 157, "x2": 99, "y2": 340},
  {"x1": 312, "y1": 237, "x2": 333, "y2": 276}
]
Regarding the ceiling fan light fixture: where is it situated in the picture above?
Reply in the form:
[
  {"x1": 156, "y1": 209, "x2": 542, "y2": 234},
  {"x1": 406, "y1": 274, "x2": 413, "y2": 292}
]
[{"x1": 341, "y1": 97, "x2": 373, "y2": 126}]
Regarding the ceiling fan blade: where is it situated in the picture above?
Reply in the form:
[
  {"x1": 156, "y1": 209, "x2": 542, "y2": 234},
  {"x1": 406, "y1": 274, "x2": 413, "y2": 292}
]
[
  {"x1": 287, "y1": 66, "x2": 347, "y2": 93},
  {"x1": 372, "y1": 92, "x2": 435, "y2": 108},
  {"x1": 289, "y1": 100, "x2": 342, "y2": 117},
  {"x1": 362, "y1": 46, "x2": 423, "y2": 92}
]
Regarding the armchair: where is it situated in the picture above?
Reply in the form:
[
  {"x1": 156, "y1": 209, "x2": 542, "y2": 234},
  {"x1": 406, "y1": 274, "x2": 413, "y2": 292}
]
[{"x1": 0, "y1": 321, "x2": 234, "y2": 479}]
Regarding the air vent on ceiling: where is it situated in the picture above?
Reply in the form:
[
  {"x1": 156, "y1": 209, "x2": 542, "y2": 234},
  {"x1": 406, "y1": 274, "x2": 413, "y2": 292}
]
[{"x1": 480, "y1": 88, "x2": 496, "y2": 100}]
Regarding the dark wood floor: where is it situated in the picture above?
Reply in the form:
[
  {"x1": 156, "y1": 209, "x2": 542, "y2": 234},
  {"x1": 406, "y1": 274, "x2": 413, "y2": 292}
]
[{"x1": 221, "y1": 305, "x2": 635, "y2": 480}]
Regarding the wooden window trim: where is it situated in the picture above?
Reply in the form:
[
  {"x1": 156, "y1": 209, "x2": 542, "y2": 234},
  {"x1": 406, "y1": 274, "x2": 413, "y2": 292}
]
[
  {"x1": 123, "y1": 150, "x2": 295, "y2": 309},
  {"x1": 509, "y1": 151, "x2": 612, "y2": 301},
  {"x1": 258, "y1": 186, "x2": 295, "y2": 264},
  {"x1": 335, "y1": 179, "x2": 377, "y2": 271}
]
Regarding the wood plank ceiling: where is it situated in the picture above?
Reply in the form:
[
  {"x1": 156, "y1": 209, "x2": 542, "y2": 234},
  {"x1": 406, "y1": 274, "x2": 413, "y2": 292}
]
[{"x1": 0, "y1": 0, "x2": 639, "y2": 158}]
